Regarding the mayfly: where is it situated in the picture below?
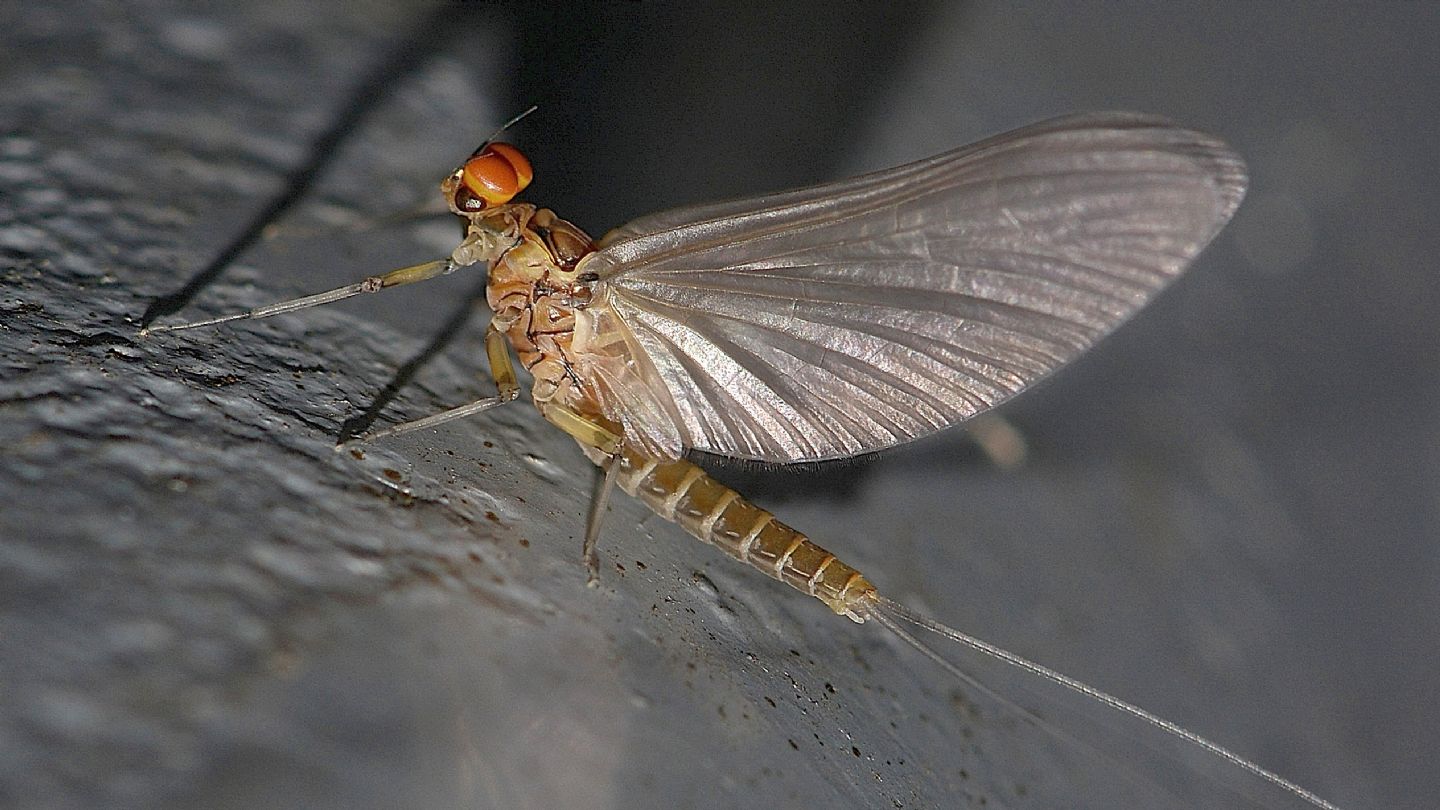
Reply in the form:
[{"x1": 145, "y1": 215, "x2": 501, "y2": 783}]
[{"x1": 144, "y1": 113, "x2": 1340, "y2": 808}]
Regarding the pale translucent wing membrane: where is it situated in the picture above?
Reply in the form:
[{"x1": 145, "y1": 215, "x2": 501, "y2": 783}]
[
  {"x1": 574, "y1": 304, "x2": 690, "y2": 460},
  {"x1": 579, "y1": 113, "x2": 1247, "y2": 462}
]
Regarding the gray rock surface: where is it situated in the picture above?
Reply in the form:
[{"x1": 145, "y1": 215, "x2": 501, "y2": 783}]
[{"x1": 3, "y1": 2, "x2": 1431, "y2": 808}]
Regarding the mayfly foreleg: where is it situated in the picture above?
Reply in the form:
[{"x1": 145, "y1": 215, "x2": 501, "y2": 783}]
[
  {"x1": 140, "y1": 257, "x2": 459, "y2": 335},
  {"x1": 344, "y1": 323, "x2": 521, "y2": 445}
]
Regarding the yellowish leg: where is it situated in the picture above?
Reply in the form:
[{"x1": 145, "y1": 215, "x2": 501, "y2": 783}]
[
  {"x1": 142, "y1": 258, "x2": 459, "y2": 334},
  {"x1": 343, "y1": 324, "x2": 520, "y2": 444},
  {"x1": 583, "y1": 455, "x2": 622, "y2": 586},
  {"x1": 537, "y1": 403, "x2": 626, "y2": 583},
  {"x1": 539, "y1": 404, "x2": 621, "y2": 455}
]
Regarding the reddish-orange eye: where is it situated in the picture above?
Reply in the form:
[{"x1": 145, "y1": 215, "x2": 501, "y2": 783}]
[
  {"x1": 462, "y1": 153, "x2": 520, "y2": 206},
  {"x1": 486, "y1": 142, "x2": 533, "y2": 192},
  {"x1": 460, "y1": 143, "x2": 534, "y2": 207}
]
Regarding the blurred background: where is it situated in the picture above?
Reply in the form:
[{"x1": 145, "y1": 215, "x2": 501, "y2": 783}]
[{"x1": 2, "y1": 2, "x2": 1435, "y2": 808}]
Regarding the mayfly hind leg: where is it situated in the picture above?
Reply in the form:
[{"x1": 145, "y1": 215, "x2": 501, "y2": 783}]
[
  {"x1": 538, "y1": 403, "x2": 625, "y2": 584},
  {"x1": 583, "y1": 455, "x2": 622, "y2": 587},
  {"x1": 342, "y1": 323, "x2": 521, "y2": 445}
]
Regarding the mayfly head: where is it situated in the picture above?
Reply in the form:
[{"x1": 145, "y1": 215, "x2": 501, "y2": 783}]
[{"x1": 443, "y1": 142, "x2": 534, "y2": 213}]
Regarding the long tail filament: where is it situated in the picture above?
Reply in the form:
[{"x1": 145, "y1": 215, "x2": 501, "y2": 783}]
[{"x1": 855, "y1": 593, "x2": 1340, "y2": 809}]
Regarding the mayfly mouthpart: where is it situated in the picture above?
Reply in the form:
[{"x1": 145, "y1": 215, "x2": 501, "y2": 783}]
[{"x1": 144, "y1": 113, "x2": 1344, "y2": 808}]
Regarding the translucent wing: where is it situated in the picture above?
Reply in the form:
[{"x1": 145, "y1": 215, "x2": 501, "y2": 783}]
[{"x1": 572, "y1": 113, "x2": 1247, "y2": 462}]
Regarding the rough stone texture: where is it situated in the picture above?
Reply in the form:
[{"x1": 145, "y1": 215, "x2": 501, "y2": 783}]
[{"x1": 2, "y1": 2, "x2": 1432, "y2": 809}]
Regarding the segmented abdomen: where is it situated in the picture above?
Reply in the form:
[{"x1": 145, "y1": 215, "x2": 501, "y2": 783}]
[{"x1": 610, "y1": 448, "x2": 874, "y2": 621}]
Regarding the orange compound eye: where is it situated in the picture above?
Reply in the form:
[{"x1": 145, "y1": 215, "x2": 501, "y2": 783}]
[
  {"x1": 462, "y1": 153, "x2": 520, "y2": 207},
  {"x1": 486, "y1": 142, "x2": 533, "y2": 193},
  {"x1": 460, "y1": 143, "x2": 534, "y2": 207}
]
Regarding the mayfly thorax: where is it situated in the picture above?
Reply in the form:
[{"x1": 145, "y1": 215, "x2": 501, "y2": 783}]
[{"x1": 142, "y1": 113, "x2": 1343, "y2": 809}]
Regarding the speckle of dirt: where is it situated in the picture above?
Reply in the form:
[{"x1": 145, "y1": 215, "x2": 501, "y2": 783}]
[
  {"x1": 484, "y1": 510, "x2": 499, "y2": 523},
  {"x1": 483, "y1": 440, "x2": 493, "y2": 448},
  {"x1": 517, "y1": 538, "x2": 529, "y2": 548},
  {"x1": 349, "y1": 448, "x2": 365, "y2": 460},
  {"x1": 382, "y1": 468, "x2": 402, "y2": 482}
]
